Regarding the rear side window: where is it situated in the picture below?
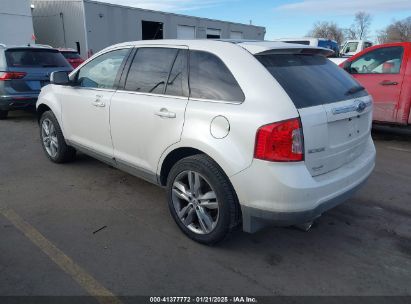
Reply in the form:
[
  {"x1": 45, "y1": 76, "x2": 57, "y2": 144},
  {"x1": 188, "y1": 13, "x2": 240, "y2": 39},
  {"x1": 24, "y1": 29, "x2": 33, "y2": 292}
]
[
  {"x1": 165, "y1": 50, "x2": 188, "y2": 97},
  {"x1": 189, "y1": 51, "x2": 244, "y2": 102},
  {"x1": 5, "y1": 49, "x2": 70, "y2": 68},
  {"x1": 125, "y1": 48, "x2": 180, "y2": 95},
  {"x1": 256, "y1": 54, "x2": 367, "y2": 109}
]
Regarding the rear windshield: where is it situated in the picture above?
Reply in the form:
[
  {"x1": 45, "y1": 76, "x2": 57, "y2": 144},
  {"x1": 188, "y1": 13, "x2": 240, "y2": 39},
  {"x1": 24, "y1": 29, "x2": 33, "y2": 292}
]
[
  {"x1": 62, "y1": 52, "x2": 82, "y2": 60},
  {"x1": 255, "y1": 54, "x2": 367, "y2": 108},
  {"x1": 5, "y1": 49, "x2": 70, "y2": 68}
]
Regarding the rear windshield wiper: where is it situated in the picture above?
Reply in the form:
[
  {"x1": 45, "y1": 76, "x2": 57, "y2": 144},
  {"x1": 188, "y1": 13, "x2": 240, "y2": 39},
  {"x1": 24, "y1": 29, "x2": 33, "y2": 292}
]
[
  {"x1": 345, "y1": 85, "x2": 365, "y2": 96},
  {"x1": 42, "y1": 64, "x2": 60, "y2": 67}
]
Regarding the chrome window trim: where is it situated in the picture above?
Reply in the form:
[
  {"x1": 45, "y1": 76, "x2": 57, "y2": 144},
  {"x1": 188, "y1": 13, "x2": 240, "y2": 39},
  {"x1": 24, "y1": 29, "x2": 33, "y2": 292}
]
[
  {"x1": 188, "y1": 97, "x2": 243, "y2": 105},
  {"x1": 115, "y1": 89, "x2": 188, "y2": 100}
]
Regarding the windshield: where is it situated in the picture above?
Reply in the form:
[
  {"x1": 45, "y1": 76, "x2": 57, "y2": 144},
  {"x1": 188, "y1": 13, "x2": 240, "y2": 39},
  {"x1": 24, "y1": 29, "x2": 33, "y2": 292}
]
[
  {"x1": 343, "y1": 42, "x2": 359, "y2": 54},
  {"x1": 256, "y1": 53, "x2": 368, "y2": 108},
  {"x1": 5, "y1": 49, "x2": 70, "y2": 68}
]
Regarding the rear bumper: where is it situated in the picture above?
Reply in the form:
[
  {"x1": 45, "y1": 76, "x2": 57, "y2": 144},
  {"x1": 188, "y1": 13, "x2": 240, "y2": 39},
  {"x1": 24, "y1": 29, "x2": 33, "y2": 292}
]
[
  {"x1": 230, "y1": 137, "x2": 376, "y2": 233},
  {"x1": 0, "y1": 94, "x2": 38, "y2": 111}
]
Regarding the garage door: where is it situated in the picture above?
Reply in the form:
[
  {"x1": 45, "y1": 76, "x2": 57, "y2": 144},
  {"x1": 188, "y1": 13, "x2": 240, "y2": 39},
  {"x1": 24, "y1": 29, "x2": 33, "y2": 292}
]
[
  {"x1": 230, "y1": 31, "x2": 243, "y2": 39},
  {"x1": 177, "y1": 25, "x2": 196, "y2": 39},
  {"x1": 206, "y1": 28, "x2": 221, "y2": 39}
]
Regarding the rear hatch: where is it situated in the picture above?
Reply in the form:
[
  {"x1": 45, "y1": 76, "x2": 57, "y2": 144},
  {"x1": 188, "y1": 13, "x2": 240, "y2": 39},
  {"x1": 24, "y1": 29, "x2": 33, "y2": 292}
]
[
  {"x1": 255, "y1": 49, "x2": 372, "y2": 177},
  {"x1": 3, "y1": 48, "x2": 72, "y2": 95}
]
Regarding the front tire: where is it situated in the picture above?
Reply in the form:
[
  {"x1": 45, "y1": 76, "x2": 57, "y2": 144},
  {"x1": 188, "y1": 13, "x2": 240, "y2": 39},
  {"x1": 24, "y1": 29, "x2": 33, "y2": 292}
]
[
  {"x1": 166, "y1": 154, "x2": 241, "y2": 245},
  {"x1": 39, "y1": 111, "x2": 76, "y2": 163}
]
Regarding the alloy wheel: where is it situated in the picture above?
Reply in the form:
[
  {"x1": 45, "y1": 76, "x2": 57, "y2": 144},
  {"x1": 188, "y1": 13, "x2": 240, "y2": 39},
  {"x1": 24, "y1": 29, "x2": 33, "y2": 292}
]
[
  {"x1": 172, "y1": 170, "x2": 219, "y2": 235},
  {"x1": 41, "y1": 118, "x2": 59, "y2": 158}
]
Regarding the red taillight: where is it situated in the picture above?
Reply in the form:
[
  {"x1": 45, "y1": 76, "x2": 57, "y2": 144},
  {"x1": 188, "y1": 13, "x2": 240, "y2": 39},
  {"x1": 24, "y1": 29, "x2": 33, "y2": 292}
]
[
  {"x1": 0, "y1": 72, "x2": 27, "y2": 80},
  {"x1": 254, "y1": 118, "x2": 304, "y2": 162}
]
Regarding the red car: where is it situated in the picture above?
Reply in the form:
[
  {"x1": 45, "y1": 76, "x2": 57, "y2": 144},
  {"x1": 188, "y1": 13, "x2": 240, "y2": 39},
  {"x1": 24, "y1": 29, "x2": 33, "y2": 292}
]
[
  {"x1": 58, "y1": 48, "x2": 84, "y2": 69},
  {"x1": 340, "y1": 42, "x2": 411, "y2": 126}
]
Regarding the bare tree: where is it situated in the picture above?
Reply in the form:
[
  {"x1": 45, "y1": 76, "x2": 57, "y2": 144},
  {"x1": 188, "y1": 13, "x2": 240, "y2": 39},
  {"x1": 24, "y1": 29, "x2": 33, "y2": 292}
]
[
  {"x1": 308, "y1": 21, "x2": 345, "y2": 44},
  {"x1": 345, "y1": 11, "x2": 372, "y2": 40},
  {"x1": 378, "y1": 17, "x2": 411, "y2": 43}
]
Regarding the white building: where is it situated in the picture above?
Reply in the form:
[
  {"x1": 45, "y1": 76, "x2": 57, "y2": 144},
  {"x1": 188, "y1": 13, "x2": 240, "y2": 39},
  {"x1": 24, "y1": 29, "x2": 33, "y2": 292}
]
[
  {"x1": 31, "y1": 0, "x2": 266, "y2": 58},
  {"x1": 0, "y1": 0, "x2": 35, "y2": 45}
]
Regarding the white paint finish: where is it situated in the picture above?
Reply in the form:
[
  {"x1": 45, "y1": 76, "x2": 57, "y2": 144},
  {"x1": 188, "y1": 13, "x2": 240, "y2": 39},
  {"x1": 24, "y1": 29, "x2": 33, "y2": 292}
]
[
  {"x1": 299, "y1": 96, "x2": 373, "y2": 176},
  {"x1": 37, "y1": 39, "x2": 376, "y2": 226},
  {"x1": 177, "y1": 25, "x2": 195, "y2": 39},
  {"x1": 110, "y1": 91, "x2": 188, "y2": 174},
  {"x1": 210, "y1": 116, "x2": 230, "y2": 139},
  {"x1": 59, "y1": 87, "x2": 114, "y2": 158},
  {"x1": 231, "y1": 137, "x2": 375, "y2": 212}
]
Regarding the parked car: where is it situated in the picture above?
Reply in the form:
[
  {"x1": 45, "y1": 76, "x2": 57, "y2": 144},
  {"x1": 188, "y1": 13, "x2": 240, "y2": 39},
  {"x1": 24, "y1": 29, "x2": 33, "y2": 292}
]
[
  {"x1": 275, "y1": 38, "x2": 340, "y2": 57},
  {"x1": 340, "y1": 42, "x2": 411, "y2": 126},
  {"x1": 58, "y1": 48, "x2": 85, "y2": 68},
  {"x1": 0, "y1": 45, "x2": 72, "y2": 119},
  {"x1": 340, "y1": 40, "x2": 373, "y2": 57},
  {"x1": 36, "y1": 40, "x2": 375, "y2": 244}
]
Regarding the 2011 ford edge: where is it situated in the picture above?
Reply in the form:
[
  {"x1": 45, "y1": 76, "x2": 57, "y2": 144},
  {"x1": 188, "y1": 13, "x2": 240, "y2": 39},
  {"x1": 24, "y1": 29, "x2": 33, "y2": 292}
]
[{"x1": 36, "y1": 40, "x2": 376, "y2": 244}]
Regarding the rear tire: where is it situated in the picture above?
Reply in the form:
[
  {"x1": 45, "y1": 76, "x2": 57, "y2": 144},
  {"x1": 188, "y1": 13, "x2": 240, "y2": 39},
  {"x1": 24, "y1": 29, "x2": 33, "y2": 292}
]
[
  {"x1": 166, "y1": 154, "x2": 241, "y2": 245},
  {"x1": 39, "y1": 111, "x2": 76, "y2": 163},
  {"x1": 0, "y1": 110, "x2": 8, "y2": 120}
]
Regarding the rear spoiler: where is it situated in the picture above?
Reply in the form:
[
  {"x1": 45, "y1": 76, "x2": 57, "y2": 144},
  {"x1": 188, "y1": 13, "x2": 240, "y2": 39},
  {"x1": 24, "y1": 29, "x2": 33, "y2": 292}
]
[{"x1": 255, "y1": 47, "x2": 334, "y2": 57}]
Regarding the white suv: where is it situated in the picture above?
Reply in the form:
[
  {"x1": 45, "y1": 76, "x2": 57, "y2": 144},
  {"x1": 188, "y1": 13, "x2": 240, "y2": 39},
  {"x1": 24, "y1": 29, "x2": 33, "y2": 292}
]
[{"x1": 36, "y1": 40, "x2": 375, "y2": 244}]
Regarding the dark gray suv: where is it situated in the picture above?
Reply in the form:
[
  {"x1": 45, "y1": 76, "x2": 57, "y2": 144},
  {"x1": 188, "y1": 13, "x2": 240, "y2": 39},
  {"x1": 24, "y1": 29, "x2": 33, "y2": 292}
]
[{"x1": 0, "y1": 45, "x2": 72, "y2": 119}]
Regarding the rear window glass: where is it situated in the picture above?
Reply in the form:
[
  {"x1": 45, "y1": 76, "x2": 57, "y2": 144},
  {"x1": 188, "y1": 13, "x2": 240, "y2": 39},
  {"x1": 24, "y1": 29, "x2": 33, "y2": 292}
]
[
  {"x1": 256, "y1": 54, "x2": 367, "y2": 109},
  {"x1": 62, "y1": 52, "x2": 82, "y2": 60},
  {"x1": 5, "y1": 49, "x2": 70, "y2": 68},
  {"x1": 189, "y1": 51, "x2": 244, "y2": 102}
]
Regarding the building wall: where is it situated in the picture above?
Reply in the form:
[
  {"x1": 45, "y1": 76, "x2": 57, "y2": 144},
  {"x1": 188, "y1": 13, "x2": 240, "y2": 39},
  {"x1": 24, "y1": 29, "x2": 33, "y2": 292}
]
[
  {"x1": 0, "y1": 0, "x2": 35, "y2": 45},
  {"x1": 83, "y1": 0, "x2": 265, "y2": 55},
  {"x1": 31, "y1": 0, "x2": 88, "y2": 58}
]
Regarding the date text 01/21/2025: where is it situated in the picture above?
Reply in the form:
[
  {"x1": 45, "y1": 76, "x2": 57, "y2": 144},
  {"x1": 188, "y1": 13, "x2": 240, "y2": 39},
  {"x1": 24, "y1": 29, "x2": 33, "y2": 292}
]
[{"x1": 149, "y1": 296, "x2": 258, "y2": 303}]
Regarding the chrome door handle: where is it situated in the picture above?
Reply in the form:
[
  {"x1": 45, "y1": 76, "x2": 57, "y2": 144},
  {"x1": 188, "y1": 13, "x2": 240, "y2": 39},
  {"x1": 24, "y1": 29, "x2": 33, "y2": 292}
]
[
  {"x1": 379, "y1": 80, "x2": 398, "y2": 86},
  {"x1": 155, "y1": 108, "x2": 176, "y2": 118},
  {"x1": 92, "y1": 95, "x2": 105, "y2": 107}
]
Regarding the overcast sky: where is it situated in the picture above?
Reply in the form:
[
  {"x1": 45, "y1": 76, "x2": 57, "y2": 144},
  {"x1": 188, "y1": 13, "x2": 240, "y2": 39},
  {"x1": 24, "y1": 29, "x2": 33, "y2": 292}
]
[{"x1": 98, "y1": 0, "x2": 411, "y2": 41}]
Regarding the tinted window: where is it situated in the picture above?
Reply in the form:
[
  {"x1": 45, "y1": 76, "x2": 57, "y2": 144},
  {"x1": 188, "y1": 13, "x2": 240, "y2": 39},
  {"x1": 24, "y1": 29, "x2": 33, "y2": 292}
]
[
  {"x1": 76, "y1": 48, "x2": 129, "y2": 89},
  {"x1": 5, "y1": 49, "x2": 70, "y2": 68},
  {"x1": 165, "y1": 50, "x2": 188, "y2": 97},
  {"x1": 125, "y1": 48, "x2": 178, "y2": 94},
  {"x1": 62, "y1": 52, "x2": 82, "y2": 60},
  {"x1": 350, "y1": 46, "x2": 403, "y2": 74},
  {"x1": 256, "y1": 54, "x2": 367, "y2": 109},
  {"x1": 189, "y1": 51, "x2": 244, "y2": 102}
]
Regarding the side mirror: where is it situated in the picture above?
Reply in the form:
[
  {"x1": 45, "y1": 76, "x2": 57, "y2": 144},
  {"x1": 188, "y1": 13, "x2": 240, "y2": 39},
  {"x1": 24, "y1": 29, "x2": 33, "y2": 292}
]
[
  {"x1": 50, "y1": 71, "x2": 70, "y2": 85},
  {"x1": 342, "y1": 61, "x2": 352, "y2": 73}
]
